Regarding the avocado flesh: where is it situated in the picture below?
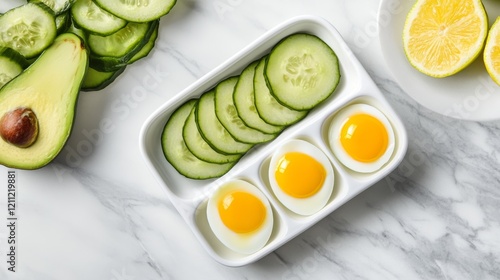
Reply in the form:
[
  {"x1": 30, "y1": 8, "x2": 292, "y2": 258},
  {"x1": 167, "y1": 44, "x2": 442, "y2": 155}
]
[{"x1": 0, "y1": 33, "x2": 88, "y2": 170}]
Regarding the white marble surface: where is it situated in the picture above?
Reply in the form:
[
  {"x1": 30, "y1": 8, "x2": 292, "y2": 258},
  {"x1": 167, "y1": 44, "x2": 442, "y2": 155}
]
[{"x1": 1, "y1": 0, "x2": 500, "y2": 279}]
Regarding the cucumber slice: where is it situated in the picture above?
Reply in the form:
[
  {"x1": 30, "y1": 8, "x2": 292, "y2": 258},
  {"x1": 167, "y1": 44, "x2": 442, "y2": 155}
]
[
  {"x1": 29, "y1": 0, "x2": 75, "y2": 15},
  {"x1": 81, "y1": 66, "x2": 126, "y2": 91},
  {"x1": 71, "y1": 0, "x2": 127, "y2": 36},
  {"x1": 128, "y1": 23, "x2": 158, "y2": 64},
  {"x1": 183, "y1": 105, "x2": 241, "y2": 164},
  {"x1": 255, "y1": 58, "x2": 308, "y2": 126},
  {"x1": 88, "y1": 20, "x2": 158, "y2": 71},
  {"x1": 196, "y1": 90, "x2": 253, "y2": 155},
  {"x1": 67, "y1": 19, "x2": 87, "y2": 40},
  {"x1": 0, "y1": 47, "x2": 27, "y2": 89},
  {"x1": 55, "y1": 11, "x2": 71, "y2": 34},
  {"x1": 161, "y1": 99, "x2": 236, "y2": 180},
  {"x1": 87, "y1": 21, "x2": 152, "y2": 57},
  {"x1": 94, "y1": 0, "x2": 176, "y2": 22},
  {"x1": 0, "y1": 3, "x2": 57, "y2": 58},
  {"x1": 89, "y1": 54, "x2": 128, "y2": 72},
  {"x1": 215, "y1": 76, "x2": 276, "y2": 144},
  {"x1": 233, "y1": 60, "x2": 284, "y2": 134},
  {"x1": 265, "y1": 33, "x2": 341, "y2": 110}
]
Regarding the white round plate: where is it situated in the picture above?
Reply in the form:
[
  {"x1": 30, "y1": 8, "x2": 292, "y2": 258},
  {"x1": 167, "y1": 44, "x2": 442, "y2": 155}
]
[{"x1": 378, "y1": 0, "x2": 500, "y2": 121}]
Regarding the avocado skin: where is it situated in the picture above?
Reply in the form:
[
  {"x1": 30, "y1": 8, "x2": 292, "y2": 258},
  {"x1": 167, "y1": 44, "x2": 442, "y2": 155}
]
[{"x1": 0, "y1": 33, "x2": 88, "y2": 170}]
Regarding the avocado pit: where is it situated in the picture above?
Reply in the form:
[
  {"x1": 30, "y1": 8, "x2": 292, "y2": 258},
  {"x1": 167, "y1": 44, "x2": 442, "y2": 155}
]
[{"x1": 0, "y1": 107, "x2": 39, "y2": 148}]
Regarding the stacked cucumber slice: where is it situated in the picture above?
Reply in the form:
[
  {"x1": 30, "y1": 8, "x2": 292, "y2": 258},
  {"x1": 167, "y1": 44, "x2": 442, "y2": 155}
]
[
  {"x1": 0, "y1": 0, "x2": 176, "y2": 91},
  {"x1": 162, "y1": 33, "x2": 341, "y2": 180}
]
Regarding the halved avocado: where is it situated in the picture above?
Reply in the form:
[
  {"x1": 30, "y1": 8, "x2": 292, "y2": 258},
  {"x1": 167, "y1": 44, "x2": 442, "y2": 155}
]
[{"x1": 0, "y1": 33, "x2": 88, "y2": 170}]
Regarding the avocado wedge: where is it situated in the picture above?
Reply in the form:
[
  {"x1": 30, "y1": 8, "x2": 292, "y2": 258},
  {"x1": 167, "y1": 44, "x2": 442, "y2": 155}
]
[{"x1": 0, "y1": 33, "x2": 88, "y2": 170}]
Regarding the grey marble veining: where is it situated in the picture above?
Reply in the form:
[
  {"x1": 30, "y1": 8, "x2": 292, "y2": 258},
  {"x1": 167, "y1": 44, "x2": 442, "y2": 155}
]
[{"x1": 0, "y1": 0, "x2": 499, "y2": 279}]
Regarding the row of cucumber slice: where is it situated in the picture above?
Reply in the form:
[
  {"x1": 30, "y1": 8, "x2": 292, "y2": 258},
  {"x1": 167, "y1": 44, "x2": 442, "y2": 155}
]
[
  {"x1": 162, "y1": 33, "x2": 341, "y2": 180},
  {"x1": 0, "y1": 0, "x2": 176, "y2": 91}
]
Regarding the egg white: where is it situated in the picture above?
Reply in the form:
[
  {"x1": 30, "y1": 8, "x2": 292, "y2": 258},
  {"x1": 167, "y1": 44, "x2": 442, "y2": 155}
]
[
  {"x1": 328, "y1": 103, "x2": 395, "y2": 173},
  {"x1": 268, "y1": 139, "x2": 334, "y2": 216},
  {"x1": 206, "y1": 179, "x2": 273, "y2": 255}
]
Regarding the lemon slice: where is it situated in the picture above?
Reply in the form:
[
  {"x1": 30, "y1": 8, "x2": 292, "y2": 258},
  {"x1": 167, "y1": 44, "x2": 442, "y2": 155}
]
[
  {"x1": 403, "y1": 0, "x2": 488, "y2": 78},
  {"x1": 484, "y1": 17, "x2": 500, "y2": 85}
]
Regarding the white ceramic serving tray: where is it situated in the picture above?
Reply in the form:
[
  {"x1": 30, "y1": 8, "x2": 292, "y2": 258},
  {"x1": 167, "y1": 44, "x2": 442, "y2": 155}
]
[{"x1": 140, "y1": 15, "x2": 408, "y2": 267}]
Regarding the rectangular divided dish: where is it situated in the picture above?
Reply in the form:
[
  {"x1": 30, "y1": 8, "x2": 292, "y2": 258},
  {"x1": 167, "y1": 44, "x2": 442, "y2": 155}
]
[{"x1": 139, "y1": 15, "x2": 408, "y2": 267}]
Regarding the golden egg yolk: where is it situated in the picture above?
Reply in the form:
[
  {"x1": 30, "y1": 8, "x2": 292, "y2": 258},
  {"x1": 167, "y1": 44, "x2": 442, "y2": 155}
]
[
  {"x1": 275, "y1": 152, "x2": 326, "y2": 198},
  {"x1": 340, "y1": 113, "x2": 388, "y2": 162},
  {"x1": 218, "y1": 191, "x2": 266, "y2": 234}
]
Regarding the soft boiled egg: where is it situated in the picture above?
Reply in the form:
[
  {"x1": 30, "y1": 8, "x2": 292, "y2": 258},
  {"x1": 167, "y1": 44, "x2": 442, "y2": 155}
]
[
  {"x1": 206, "y1": 179, "x2": 273, "y2": 254},
  {"x1": 328, "y1": 103, "x2": 395, "y2": 173},
  {"x1": 268, "y1": 139, "x2": 334, "y2": 216}
]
